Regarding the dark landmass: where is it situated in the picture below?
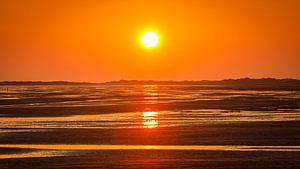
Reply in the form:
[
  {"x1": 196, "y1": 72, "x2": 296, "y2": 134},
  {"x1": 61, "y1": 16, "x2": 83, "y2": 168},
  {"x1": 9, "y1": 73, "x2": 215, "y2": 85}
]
[
  {"x1": 1, "y1": 78, "x2": 300, "y2": 90},
  {"x1": 104, "y1": 78, "x2": 300, "y2": 85},
  {"x1": 104, "y1": 78, "x2": 300, "y2": 90},
  {"x1": 0, "y1": 81, "x2": 93, "y2": 86}
]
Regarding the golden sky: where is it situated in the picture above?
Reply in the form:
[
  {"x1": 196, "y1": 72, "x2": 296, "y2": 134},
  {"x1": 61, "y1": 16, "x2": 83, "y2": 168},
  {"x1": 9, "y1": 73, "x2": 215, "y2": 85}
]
[{"x1": 0, "y1": 0, "x2": 299, "y2": 82}]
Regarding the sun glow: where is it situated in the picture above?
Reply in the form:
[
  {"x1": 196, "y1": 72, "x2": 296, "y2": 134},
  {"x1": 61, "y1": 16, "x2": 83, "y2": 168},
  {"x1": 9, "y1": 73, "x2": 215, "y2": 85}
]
[{"x1": 141, "y1": 32, "x2": 159, "y2": 48}]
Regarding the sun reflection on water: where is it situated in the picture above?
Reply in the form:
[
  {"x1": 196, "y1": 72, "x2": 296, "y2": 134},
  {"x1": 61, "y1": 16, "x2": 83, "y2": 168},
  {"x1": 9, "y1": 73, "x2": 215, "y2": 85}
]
[{"x1": 142, "y1": 111, "x2": 158, "y2": 128}]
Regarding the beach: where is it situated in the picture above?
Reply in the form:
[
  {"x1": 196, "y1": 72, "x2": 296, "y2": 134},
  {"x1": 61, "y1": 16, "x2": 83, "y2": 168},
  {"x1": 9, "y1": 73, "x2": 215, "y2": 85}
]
[{"x1": 0, "y1": 84, "x2": 299, "y2": 168}]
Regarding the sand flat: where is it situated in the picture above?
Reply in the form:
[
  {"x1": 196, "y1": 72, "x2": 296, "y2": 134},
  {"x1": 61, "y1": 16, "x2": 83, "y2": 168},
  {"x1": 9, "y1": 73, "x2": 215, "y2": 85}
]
[{"x1": 0, "y1": 85, "x2": 299, "y2": 168}]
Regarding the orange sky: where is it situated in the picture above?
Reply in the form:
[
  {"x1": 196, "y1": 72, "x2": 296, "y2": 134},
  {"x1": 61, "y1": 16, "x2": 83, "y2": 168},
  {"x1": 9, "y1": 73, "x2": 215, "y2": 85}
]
[{"x1": 0, "y1": 0, "x2": 299, "y2": 82}]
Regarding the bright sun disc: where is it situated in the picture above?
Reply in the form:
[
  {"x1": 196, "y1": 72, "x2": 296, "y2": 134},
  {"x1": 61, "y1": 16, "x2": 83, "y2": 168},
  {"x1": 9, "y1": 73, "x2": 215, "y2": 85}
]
[{"x1": 142, "y1": 32, "x2": 159, "y2": 48}]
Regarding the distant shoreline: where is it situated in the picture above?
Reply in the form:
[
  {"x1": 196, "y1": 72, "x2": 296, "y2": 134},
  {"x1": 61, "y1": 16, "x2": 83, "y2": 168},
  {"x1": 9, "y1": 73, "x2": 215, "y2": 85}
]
[
  {"x1": 1, "y1": 78, "x2": 300, "y2": 90},
  {"x1": 0, "y1": 81, "x2": 94, "y2": 86},
  {"x1": 0, "y1": 78, "x2": 299, "y2": 85}
]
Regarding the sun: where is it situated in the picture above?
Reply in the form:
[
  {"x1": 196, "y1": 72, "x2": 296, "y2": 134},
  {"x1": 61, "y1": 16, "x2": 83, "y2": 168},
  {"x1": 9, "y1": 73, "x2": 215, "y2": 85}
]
[{"x1": 142, "y1": 32, "x2": 159, "y2": 48}]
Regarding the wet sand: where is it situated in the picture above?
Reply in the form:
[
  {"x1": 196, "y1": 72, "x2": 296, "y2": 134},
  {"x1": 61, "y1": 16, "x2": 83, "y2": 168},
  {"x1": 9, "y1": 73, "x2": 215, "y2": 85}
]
[
  {"x1": 0, "y1": 122, "x2": 300, "y2": 168},
  {"x1": 0, "y1": 85, "x2": 299, "y2": 168},
  {"x1": 1, "y1": 149, "x2": 300, "y2": 169},
  {"x1": 0, "y1": 122, "x2": 300, "y2": 145}
]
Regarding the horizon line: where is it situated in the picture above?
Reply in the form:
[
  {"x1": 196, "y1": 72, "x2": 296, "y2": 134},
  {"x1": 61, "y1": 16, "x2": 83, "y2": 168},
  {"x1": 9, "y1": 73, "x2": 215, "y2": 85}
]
[{"x1": 0, "y1": 77, "x2": 300, "y2": 84}]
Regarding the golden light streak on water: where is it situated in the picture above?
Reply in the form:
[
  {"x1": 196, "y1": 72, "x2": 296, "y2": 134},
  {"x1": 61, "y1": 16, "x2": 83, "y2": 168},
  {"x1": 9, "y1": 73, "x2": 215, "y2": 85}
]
[
  {"x1": 142, "y1": 111, "x2": 158, "y2": 128},
  {"x1": 0, "y1": 144, "x2": 300, "y2": 159}
]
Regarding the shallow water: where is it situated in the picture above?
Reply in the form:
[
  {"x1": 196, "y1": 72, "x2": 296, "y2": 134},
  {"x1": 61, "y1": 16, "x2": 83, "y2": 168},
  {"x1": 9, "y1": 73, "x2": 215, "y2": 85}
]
[
  {"x1": 0, "y1": 85, "x2": 299, "y2": 128},
  {"x1": 0, "y1": 110, "x2": 299, "y2": 129},
  {"x1": 0, "y1": 85, "x2": 299, "y2": 168}
]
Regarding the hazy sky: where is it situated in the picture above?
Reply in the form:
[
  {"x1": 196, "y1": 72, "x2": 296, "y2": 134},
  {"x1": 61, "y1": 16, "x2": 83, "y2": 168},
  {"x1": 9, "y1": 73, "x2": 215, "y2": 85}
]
[{"x1": 1, "y1": 0, "x2": 299, "y2": 82}]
